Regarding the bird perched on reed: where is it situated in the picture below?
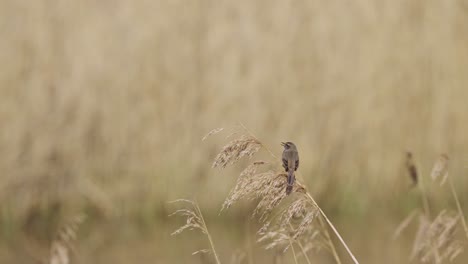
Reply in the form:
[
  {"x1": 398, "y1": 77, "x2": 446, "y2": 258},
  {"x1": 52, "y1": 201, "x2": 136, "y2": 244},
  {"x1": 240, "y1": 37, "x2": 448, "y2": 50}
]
[
  {"x1": 281, "y1": 142, "x2": 299, "y2": 195},
  {"x1": 405, "y1": 151, "x2": 418, "y2": 187}
]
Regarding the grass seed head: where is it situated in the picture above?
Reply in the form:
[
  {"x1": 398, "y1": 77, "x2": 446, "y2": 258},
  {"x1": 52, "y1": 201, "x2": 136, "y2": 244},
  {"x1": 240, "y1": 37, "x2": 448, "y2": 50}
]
[
  {"x1": 170, "y1": 200, "x2": 207, "y2": 236},
  {"x1": 212, "y1": 135, "x2": 261, "y2": 168}
]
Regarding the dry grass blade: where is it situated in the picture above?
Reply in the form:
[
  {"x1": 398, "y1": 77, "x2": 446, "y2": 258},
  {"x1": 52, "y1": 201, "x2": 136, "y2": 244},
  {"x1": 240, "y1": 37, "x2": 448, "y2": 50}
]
[
  {"x1": 448, "y1": 176, "x2": 468, "y2": 239},
  {"x1": 393, "y1": 210, "x2": 419, "y2": 240},
  {"x1": 192, "y1": 249, "x2": 210, "y2": 255},
  {"x1": 49, "y1": 214, "x2": 86, "y2": 264},
  {"x1": 212, "y1": 135, "x2": 262, "y2": 168},
  {"x1": 202, "y1": 127, "x2": 224, "y2": 141}
]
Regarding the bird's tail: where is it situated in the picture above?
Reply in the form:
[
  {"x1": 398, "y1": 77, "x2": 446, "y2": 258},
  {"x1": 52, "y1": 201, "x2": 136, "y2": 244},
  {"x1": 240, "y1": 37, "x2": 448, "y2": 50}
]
[{"x1": 286, "y1": 170, "x2": 295, "y2": 195}]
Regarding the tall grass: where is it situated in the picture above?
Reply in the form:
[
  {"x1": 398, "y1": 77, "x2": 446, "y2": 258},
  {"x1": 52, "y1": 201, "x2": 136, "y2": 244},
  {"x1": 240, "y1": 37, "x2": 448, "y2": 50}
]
[
  {"x1": 1, "y1": 0, "x2": 468, "y2": 218},
  {"x1": 1, "y1": 1, "x2": 468, "y2": 263}
]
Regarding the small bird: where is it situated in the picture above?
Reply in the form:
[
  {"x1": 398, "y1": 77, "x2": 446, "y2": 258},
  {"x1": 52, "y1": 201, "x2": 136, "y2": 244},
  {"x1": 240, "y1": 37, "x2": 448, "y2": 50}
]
[
  {"x1": 405, "y1": 151, "x2": 418, "y2": 187},
  {"x1": 281, "y1": 142, "x2": 299, "y2": 195}
]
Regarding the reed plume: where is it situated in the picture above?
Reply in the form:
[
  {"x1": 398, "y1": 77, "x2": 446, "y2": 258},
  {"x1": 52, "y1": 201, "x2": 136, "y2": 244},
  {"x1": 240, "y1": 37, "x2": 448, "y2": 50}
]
[{"x1": 207, "y1": 125, "x2": 358, "y2": 264}]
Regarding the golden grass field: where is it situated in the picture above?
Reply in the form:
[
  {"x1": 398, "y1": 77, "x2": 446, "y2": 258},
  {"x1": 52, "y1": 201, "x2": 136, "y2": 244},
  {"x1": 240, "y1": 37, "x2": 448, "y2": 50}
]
[{"x1": 1, "y1": 0, "x2": 468, "y2": 263}]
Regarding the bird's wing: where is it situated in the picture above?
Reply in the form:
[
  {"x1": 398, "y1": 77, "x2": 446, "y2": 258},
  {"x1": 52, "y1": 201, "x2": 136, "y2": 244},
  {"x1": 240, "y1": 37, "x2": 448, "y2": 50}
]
[{"x1": 282, "y1": 157, "x2": 288, "y2": 171}]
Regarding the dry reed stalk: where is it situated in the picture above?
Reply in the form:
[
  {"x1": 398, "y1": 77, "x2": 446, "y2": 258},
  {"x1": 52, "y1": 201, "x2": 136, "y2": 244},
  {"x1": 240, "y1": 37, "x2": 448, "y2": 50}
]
[
  {"x1": 393, "y1": 210, "x2": 419, "y2": 240},
  {"x1": 448, "y1": 177, "x2": 468, "y2": 239},
  {"x1": 295, "y1": 239, "x2": 313, "y2": 264},
  {"x1": 288, "y1": 238, "x2": 299, "y2": 264},
  {"x1": 209, "y1": 125, "x2": 359, "y2": 264},
  {"x1": 170, "y1": 199, "x2": 221, "y2": 264},
  {"x1": 49, "y1": 214, "x2": 86, "y2": 264},
  {"x1": 410, "y1": 155, "x2": 431, "y2": 217},
  {"x1": 316, "y1": 214, "x2": 342, "y2": 264}
]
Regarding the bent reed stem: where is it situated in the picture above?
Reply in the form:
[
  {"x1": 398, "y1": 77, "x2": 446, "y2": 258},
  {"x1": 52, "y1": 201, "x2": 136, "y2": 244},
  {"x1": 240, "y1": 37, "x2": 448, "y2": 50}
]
[
  {"x1": 448, "y1": 177, "x2": 468, "y2": 239},
  {"x1": 417, "y1": 167, "x2": 431, "y2": 217},
  {"x1": 317, "y1": 214, "x2": 342, "y2": 264},
  {"x1": 289, "y1": 239, "x2": 299, "y2": 264},
  {"x1": 306, "y1": 192, "x2": 358, "y2": 264},
  {"x1": 194, "y1": 202, "x2": 221, "y2": 264}
]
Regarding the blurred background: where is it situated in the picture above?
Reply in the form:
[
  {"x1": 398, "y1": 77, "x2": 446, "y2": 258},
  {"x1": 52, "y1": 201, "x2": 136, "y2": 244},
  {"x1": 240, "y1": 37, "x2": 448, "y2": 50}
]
[{"x1": 1, "y1": 0, "x2": 468, "y2": 263}]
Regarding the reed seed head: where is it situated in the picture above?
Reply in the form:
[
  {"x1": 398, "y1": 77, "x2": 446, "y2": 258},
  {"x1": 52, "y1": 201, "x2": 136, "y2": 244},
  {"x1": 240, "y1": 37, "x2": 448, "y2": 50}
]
[
  {"x1": 431, "y1": 154, "x2": 449, "y2": 185},
  {"x1": 212, "y1": 135, "x2": 261, "y2": 168}
]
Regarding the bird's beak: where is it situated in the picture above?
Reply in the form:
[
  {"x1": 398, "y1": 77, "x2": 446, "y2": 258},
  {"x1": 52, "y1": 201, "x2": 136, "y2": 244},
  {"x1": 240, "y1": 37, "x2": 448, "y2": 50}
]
[{"x1": 281, "y1": 142, "x2": 286, "y2": 146}]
